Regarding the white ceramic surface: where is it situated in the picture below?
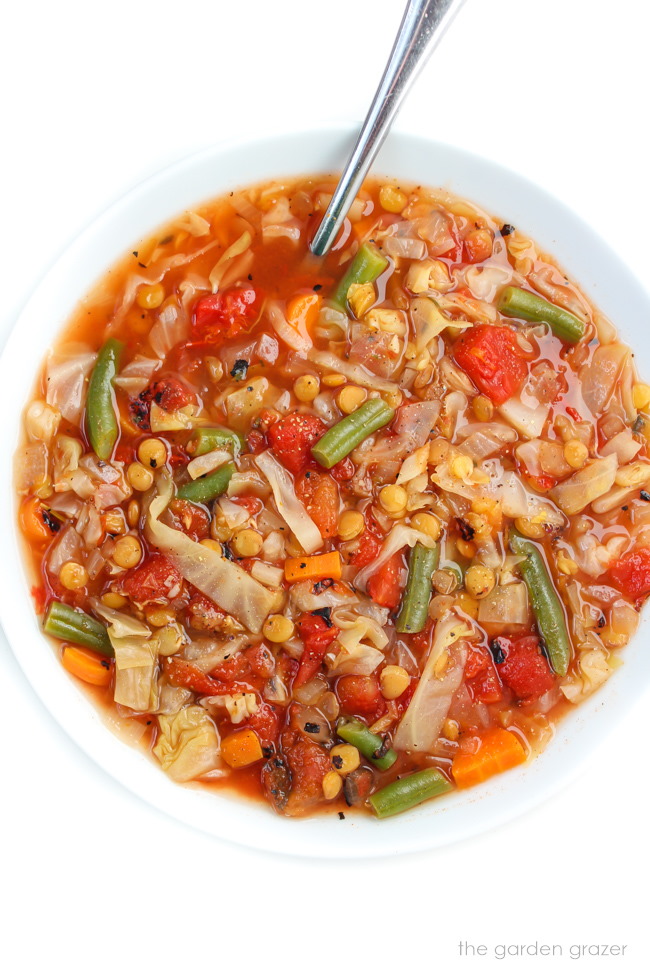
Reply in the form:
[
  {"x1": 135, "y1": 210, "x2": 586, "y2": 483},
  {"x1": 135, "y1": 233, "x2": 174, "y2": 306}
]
[{"x1": 1, "y1": 125, "x2": 649, "y2": 858}]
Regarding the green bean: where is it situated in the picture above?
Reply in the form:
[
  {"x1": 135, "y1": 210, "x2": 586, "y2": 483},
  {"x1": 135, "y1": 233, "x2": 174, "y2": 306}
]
[
  {"x1": 310, "y1": 398, "x2": 394, "y2": 469},
  {"x1": 177, "y1": 461, "x2": 236, "y2": 504},
  {"x1": 189, "y1": 426, "x2": 245, "y2": 457},
  {"x1": 331, "y1": 241, "x2": 389, "y2": 310},
  {"x1": 508, "y1": 528, "x2": 572, "y2": 676},
  {"x1": 368, "y1": 768, "x2": 453, "y2": 819},
  {"x1": 86, "y1": 338, "x2": 124, "y2": 460},
  {"x1": 497, "y1": 286, "x2": 585, "y2": 344},
  {"x1": 44, "y1": 601, "x2": 113, "y2": 656},
  {"x1": 395, "y1": 542, "x2": 439, "y2": 633},
  {"x1": 337, "y1": 718, "x2": 397, "y2": 771}
]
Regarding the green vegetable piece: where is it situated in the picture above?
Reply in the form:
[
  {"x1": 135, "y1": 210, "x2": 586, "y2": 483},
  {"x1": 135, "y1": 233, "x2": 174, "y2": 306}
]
[
  {"x1": 86, "y1": 338, "x2": 124, "y2": 460},
  {"x1": 331, "y1": 241, "x2": 389, "y2": 310},
  {"x1": 368, "y1": 768, "x2": 453, "y2": 819},
  {"x1": 176, "y1": 461, "x2": 236, "y2": 504},
  {"x1": 190, "y1": 426, "x2": 245, "y2": 457},
  {"x1": 497, "y1": 286, "x2": 586, "y2": 344},
  {"x1": 395, "y1": 542, "x2": 439, "y2": 634},
  {"x1": 310, "y1": 398, "x2": 395, "y2": 469},
  {"x1": 44, "y1": 601, "x2": 113, "y2": 656},
  {"x1": 508, "y1": 528, "x2": 572, "y2": 676},
  {"x1": 337, "y1": 718, "x2": 397, "y2": 771}
]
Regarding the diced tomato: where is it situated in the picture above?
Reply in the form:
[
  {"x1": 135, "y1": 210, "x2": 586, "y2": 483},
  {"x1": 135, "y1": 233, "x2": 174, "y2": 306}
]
[
  {"x1": 244, "y1": 643, "x2": 276, "y2": 679},
  {"x1": 610, "y1": 547, "x2": 650, "y2": 604},
  {"x1": 113, "y1": 442, "x2": 136, "y2": 465},
  {"x1": 31, "y1": 585, "x2": 47, "y2": 615},
  {"x1": 367, "y1": 551, "x2": 405, "y2": 610},
  {"x1": 493, "y1": 635, "x2": 555, "y2": 701},
  {"x1": 330, "y1": 456, "x2": 355, "y2": 482},
  {"x1": 267, "y1": 412, "x2": 327, "y2": 474},
  {"x1": 246, "y1": 429, "x2": 267, "y2": 454},
  {"x1": 186, "y1": 593, "x2": 232, "y2": 635},
  {"x1": 168, "y1": 444, "x2": 191, "y2": 468},
  {"x1": 566, "y1": 406, "x2": 582, "y2": 422},
  {"x1": 267, "y1": 728, "x2": 331, "y2": 815},
  {"x1": 409, "y1": 618, "x2": 435, "y2": 656},
  {"x1": 464, "y1": 644, "x2": 503, "y2": 704},
  {"x1": 129, "y1": 377, "x2": 194, "y2": 430},
  {"x1": 463, "y1": 227, "x2": 493, "y2": 264},
  {"x1": 453, "y1": 324, "x2": 528, "y2": 405},
  {"x1": 164, "y1": 657, "x2": 253, "y2": 697},
  {"x1": 350, "y1": 530, "x2": 382, "y2": 568},
  {"x1": 294, "y1": 613, "x2": 340, "y2": 688},
  {"x1": 169, "y1": 498, "x2": 210, "y2": 541},
  {"x1": 119, "y1": 553, "x2": 182, "y2": 605},
  {"x1": 231, "y1": 495, "x2": 264, "y2": 517},
  {"x1": 336, "y1": 675, "x2": 386, "y2": 721},
  {"x1": 295, "y1": 468, "x2": 340, "y2": 539},
  {"x1": 192, "y1": 286, "x2": 261, "y2": 342},
  {"x1": 246, "y1": 702, "x2": 281, "y2": 745}
]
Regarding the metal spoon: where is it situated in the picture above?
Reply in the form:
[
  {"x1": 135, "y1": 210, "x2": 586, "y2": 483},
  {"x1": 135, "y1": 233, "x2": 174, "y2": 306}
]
[{"x1": 310, "y1": 0, "x2": 466, "y2": 257}]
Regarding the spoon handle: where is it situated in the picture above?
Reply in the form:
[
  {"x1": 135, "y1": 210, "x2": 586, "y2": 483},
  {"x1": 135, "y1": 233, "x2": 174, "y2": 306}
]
[{"x1": 310, "y1": 0, "x2": 466, "y2": 257}]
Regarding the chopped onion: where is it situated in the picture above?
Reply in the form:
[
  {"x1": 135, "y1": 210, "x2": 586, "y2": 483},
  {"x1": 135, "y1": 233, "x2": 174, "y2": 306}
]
[
  {"x1": 308, "y1": 349, "x2": 399, "y2": 395},
  {"x1": 499, "y1": 393, "x2": 549, "y2": 439},
  {"x1": 255, "y1": 451, "x2": 323, "y2": 554},
  {"x1": 250, "y1": 561, "x2": 284, "y2": 588}
]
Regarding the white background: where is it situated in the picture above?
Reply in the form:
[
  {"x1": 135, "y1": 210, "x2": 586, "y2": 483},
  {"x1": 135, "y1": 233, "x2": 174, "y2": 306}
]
[{"x1": 1, "y1": 1, "x2": 649, "y2": 972}]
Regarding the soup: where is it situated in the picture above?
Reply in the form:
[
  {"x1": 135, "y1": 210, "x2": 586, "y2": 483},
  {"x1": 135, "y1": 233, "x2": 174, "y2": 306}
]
[{"x1": 14, "y1": 174, "x2": 650, "y2": 818}]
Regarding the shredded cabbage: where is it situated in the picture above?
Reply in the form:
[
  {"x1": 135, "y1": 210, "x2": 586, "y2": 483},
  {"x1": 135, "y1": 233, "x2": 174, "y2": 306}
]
[
  {"x1": 153, "y1": 706, "x2": 221, "y2": 781},
  {"x1": 255, "y1": 451, "x2": 323, "y2": 554},
  {"x1": 145, "y1": 473, "x2": 276, "y2": 633}
]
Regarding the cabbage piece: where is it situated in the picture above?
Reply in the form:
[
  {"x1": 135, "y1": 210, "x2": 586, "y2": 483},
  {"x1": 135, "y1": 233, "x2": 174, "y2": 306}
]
[
  {"x1": 45, "y1": 346, "x2": 97, "y2": 426},
  {"x1": 255, "y1": 451, "x2": 323, "y2": 555},
  {"x1": 153, "y1": 706, "x2": 221, "y2": 781},
  {"x1": 560, "y1": 648, "x2": 611, "y2": 704},
  {"x1": 14, "y1": 442, "x2": 50, "y2": 497},
  {"x1": 308, "y1": 349, "x2": 399, "y2": 395},
  {"x1": 580, "y1": 343, "x2": 630, "y2": 415},
  {"x1": 226, "y1": 377, "x2": 271, "y2": 427},
  {"x1": 601, "y1": 430, "x2": 642, "y2": 465},
  {"x1": 265, "y1": 299, "x2": 312, "y2": 353},
  {"x1": 186, "y1": 448, "x2": 232, "y2": 480},
  {"x1": 93, "y1": 604, "x2": 159, "y2": 711},
  {"x1": 25, "y1": 401, "x2": 61, "y2": 443},
  {"x1": 409, "y1": 297, "x2": 457, "y2": 353},
  {"x1": 202, "y1": 693, "x2": 258, "y2": 724},
  {"x1": 549, "y1": 454, "x2": 617, "y2": 516},
  {"x1": 208, "y1": 230, "x2": 252, "y2": 292},
  {"x1": 498, "y1": 393, "x2": 549, "y2": 439},
  {"x1": 290, "y1": 580, "x2": 359, "y2": 613},
  {"x1": 478, "y1": 583, "x2": 529, "y2": 626},
  {"x1": 150, "y1": 401, "x2": 196, "y2": 432},
  {"x1": 393, "y1": 614, "x2": 472, "y2": 752},
  {"x1": 52, "y1": 436, "x2": 83, "y2": 492},
  {"x1": 149, "y1": 303, "x2": 188, "y2": 359},
  {"x1": 145, "y1": 474, "x2": 276, "y2": 633},
  {"x1": 114, "y1": 354, "x2": 161, "y2": 396},
  {"x1": 353, "y1": 525, "x2": 436, "y2": 592}
]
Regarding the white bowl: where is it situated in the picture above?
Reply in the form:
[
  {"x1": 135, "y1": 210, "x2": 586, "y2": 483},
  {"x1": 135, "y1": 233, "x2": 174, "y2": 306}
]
[{"x1": 1, "y1": 125, "x2": 649, "y2": 858}]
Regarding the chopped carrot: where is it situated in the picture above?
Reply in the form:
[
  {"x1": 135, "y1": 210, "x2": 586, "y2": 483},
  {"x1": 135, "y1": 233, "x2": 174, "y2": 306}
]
[
  {"x1": 284, "y1": 551, "x2": 342, "y2": 583},
  {"x1": 61, "y1": 645, "x2": 113, "y2": 687},
  {"x1": 19, "y1": 496, "x2": 57, "y2": 546},
  {"x1": 221, "y1": 728, "x2": 264, "y2": 769},
  {"x1": 286, "y1": 292, "x2": 322, "y2": 334},
  {"x1": 451, "y1": 728, "x2": 526, "y2": 789}
]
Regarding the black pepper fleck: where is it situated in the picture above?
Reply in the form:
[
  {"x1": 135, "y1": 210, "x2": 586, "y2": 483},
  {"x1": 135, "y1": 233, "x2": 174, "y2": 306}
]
[{"x1": 500, "y1": 223, "x2": 515, "y2": 236}]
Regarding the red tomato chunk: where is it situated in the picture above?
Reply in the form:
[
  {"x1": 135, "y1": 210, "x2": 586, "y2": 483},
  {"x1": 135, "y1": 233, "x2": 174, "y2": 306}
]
[
  {"x1": 609, "y1": 547, "x2": 650, "y2": 604},
  {"x1": 119, "y1": 553, "x2": 182, "y2": 605},
  {"x1": 493, "y1": 635, "x2": 555, "y2": 701},
  {"x1": 453, "y1": 324, "x2": 528, "y2": 405},
  {"x1": 192, "y1": 286, "x2": 261, "y2": 341}
]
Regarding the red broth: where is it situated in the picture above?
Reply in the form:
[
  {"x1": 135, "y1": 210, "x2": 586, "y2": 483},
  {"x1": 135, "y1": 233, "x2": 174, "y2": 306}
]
[{"x1": 14, "y1": 175, "x2": 650, "y2": 818}]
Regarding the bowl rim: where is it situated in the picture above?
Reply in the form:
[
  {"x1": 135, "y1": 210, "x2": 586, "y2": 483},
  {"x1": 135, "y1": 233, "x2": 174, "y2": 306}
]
[{"x1": 1, "y1": 123, "x2": 649, "y2": 858}]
